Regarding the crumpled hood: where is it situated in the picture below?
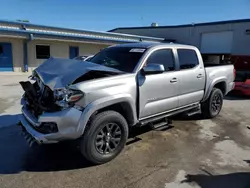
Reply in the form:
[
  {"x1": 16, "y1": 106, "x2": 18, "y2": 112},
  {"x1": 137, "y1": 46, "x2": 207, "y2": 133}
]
[{"x1": 34, "y1": 57, "x2": 122, "y2": 90}]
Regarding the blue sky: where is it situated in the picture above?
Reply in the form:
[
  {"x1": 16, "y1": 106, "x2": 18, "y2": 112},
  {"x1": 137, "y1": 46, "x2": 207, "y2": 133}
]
[{"x1": 0, "y1": 0, "x2": 250, "y2": 31}]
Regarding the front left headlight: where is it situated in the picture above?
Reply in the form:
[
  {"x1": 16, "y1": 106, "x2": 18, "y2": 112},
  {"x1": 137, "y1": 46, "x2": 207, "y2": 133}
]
[{"x1": 53, "y1": 88, "x2": 84, "y2": 108}]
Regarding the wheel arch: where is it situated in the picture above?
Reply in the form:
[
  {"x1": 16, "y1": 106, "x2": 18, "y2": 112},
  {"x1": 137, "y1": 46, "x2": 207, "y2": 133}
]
[
  {"x1": 203, "y1": 78, "x2": 227, "y2": 102},
  {"x1": 77, "y1": 94, "x2": 138, "y2": 135}
]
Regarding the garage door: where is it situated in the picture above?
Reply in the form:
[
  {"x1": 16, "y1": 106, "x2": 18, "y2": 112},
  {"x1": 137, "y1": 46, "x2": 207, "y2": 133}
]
[
  {"x1": 0, "y1": 43, "x2": 13, "y2": 71},
  {"x1": 200, "y1": 31, "x2": 233, "y2": 54}
]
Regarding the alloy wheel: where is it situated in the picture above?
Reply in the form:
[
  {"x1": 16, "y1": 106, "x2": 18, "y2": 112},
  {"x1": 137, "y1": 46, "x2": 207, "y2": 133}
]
[
  {"x1": 211, "y1": 93, "x2": 222, "y2": 114},
  {"x1": 95, "y1": 123, "x2": 122, "y2": 154}
]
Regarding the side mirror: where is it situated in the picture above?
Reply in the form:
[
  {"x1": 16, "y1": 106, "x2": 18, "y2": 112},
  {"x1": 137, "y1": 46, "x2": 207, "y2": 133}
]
[{"x1": 142, "y1": 64, "x2": 165, "y2": 74}]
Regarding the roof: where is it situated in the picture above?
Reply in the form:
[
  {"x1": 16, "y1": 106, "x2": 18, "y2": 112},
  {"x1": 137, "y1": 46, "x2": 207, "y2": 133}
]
[
  {"x1": 108, "y1": 18, "x2": 250, "y2": 32},
  {"x1": 111, "y1": 42, "x2": 194, "y2": 49},
  {"x1": 0, "y1": 19, "x2": 165, "y2": 43}
]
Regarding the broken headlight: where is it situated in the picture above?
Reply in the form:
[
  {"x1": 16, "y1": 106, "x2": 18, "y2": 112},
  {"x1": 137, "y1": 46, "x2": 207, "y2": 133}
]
[{"x1": 53, "y1": 88, "x2": 84, "y2": 109}]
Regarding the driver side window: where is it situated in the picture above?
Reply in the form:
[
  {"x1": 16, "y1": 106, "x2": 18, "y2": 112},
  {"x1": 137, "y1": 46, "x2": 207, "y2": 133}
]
[{"x1": 146, "y1": 49, "x2": 175, "y2": 71}]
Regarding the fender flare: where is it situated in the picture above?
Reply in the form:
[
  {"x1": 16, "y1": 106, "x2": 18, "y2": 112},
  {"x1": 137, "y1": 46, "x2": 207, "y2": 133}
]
[
  {"x1": 202, "y1": 77, "x2": 227, "y2": 102},
  {"x1": 77, "y1": 94, "x2": 137, "y2": 135}
]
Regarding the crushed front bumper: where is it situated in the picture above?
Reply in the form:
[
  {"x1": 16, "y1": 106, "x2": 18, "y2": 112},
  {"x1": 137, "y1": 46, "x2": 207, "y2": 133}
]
[{"x1": 19, "y1": 105, "x2": 83, "y2": 145}]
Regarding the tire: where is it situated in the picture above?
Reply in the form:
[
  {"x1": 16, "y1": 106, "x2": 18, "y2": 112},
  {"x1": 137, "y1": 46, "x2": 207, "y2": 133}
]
[
  {"x1": 80, "y1": 110, "x2": 129, "y2": 164},
  {"x1": 201, "y1": 88, "x2": 223, "y2": 118}
]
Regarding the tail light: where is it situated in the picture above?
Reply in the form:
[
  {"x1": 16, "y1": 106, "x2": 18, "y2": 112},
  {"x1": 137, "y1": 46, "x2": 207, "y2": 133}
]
[{"x1": 233, "y1": 68, "x2": 236, "y2": 80}]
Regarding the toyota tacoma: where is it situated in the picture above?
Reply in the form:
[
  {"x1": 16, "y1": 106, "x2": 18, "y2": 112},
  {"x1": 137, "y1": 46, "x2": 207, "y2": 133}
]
[{"x1": 19, "y1": 42, "x2": 235, "y2": 164}]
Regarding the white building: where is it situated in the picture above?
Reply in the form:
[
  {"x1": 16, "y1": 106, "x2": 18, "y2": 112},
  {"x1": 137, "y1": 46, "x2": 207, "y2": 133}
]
[
  {"x1": 110, "y1": 19, "x2": 250, "y2": 65},
  {"x1": 0, "y1": 20, "x2": 164, "y2": 72}
]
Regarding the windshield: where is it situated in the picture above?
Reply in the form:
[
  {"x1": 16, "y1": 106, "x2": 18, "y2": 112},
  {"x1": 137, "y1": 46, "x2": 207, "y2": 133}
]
[{"x1": 90, "y1": 47, "x2": 146, "y2": 72}]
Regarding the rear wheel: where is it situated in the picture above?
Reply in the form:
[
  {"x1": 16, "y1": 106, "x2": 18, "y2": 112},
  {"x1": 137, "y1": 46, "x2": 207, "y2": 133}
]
[
  {"x1": 80, "y1": 111, "x2": 128, "y2": 164},
  {"x1": 201, "y1": 88, "x2": 223, "y2": 118}
]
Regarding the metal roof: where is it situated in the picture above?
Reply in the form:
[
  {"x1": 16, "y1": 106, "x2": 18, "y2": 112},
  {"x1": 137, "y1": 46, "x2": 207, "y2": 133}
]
[
  {"x1": 108, "y1": 18, "x2": 250, "y2": 32},
  {"x1": 113, "y1": 42, "x2": 194, "y2": 49},
  {"x1": 112, "y1": 42, "x2": 159, "y2": 48},
  {"x1": 0, "y1": 19, "x2": 165, "y2": 43}
]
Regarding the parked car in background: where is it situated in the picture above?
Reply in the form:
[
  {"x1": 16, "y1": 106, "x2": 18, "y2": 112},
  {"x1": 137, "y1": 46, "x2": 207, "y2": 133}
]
[
  {"x1": 74, "y1": 55, "x2": 94, "y2": 61},
  {"x1": 233, "y1": 80, "x2": 250, "y2": 96},
  {"x1": 19, "y1": 42, "x2": 235, "y2": 164},
  {"x1": 232, "y1": 60, "x2": 250, "y2": 96}
]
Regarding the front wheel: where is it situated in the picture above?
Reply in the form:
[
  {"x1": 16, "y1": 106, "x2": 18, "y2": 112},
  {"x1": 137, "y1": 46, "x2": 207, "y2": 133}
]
[
  {"x1": 80, "y1": 111, "x2": 128, "y2": 164},
  {"x1": 201, "y1": 88, "x2": 223, "y2": 118}
]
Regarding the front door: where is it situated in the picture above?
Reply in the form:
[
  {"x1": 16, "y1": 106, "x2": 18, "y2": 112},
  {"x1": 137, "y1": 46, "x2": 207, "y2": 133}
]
[
  {"x1": 69, "y1": 46, "x2": 79, "y2": 59},
  {"x1": 0, "y1": 43, "x2": 13, "y2": 71},
  {"x1": 139, "y1": 48, "x2": 179, "y2": 119}
]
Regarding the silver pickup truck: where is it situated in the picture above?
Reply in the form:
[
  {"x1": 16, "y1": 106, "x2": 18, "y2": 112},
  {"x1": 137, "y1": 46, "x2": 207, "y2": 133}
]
[{"x1": 19, "y1": 42, "x2": 235, "y2": 164}]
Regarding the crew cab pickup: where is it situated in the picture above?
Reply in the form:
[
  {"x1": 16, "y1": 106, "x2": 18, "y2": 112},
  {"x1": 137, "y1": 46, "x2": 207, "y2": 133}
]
[{"x1": 19, "y1": 42, "x2": 235, "y2": 164}]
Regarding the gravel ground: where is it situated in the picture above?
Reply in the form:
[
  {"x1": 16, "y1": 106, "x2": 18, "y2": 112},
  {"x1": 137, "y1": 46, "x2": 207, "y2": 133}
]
[{"x1": 0, "y1": 74, "x2": 249, "y2": 188}]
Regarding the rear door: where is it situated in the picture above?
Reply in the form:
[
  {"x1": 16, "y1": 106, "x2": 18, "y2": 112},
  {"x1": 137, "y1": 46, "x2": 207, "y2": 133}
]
[
  {"x1": 139, "y1": 48, "x2": 179, "y2": 119},
  {"x1": 176, "y1": 48, "x2": 205, "y2": 107}
]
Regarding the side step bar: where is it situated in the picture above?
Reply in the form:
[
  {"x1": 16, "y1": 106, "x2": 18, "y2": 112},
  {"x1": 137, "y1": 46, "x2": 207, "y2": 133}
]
[
  {"x1": 149, "y1": 118, "x2": 173, "y2": 130},
  {"x1": 140, "y1": 103, "x2": 200, "y2": 126},
  {"x1": 186, "y1": 106, "x2": 201, "y2": 117}
]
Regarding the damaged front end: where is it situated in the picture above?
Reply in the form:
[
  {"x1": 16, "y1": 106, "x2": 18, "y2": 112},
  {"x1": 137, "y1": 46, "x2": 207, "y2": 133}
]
[
  {"x1": 19, "y1": 57, "x2": 122, "y2": 145},
  {"x1": 20, "y1": 79, "x2": 60, "y2": 118}
]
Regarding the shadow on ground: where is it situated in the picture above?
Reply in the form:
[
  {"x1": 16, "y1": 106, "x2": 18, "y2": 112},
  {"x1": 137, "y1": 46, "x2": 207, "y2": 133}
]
[
  {"x1": 244, "y1": 160, "x2": 250, "y2": 165},
  {"x1": 0, "y1": 114, "x2": 172, "y2": 174},
  {"x1": 0, "y1": 123, "x2": 93, "y2": 174},
  {"x1": 182, "y1": 171, "x2": 250, "y2": 188},
  {"x1": 225, "y1": 93, "x2": 250, "y2": 100},
  {"x1": 171, "y1": 114, "x2": 206, "y2": 121},
  {"x1": 0, "y1": 111, "x2": 200, "y2": 174},
  {"x1": 0, "y1": 114, "x2": 21, "y2": 128},
  {"x1": 0, "y1": 113, "x2": 94, "y2": 174}
]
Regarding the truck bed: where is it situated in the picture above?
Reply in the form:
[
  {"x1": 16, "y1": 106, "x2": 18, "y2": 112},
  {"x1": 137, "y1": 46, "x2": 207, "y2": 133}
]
[{"x1": 203, "y1": 64, "x2": 235, "y2": 101}]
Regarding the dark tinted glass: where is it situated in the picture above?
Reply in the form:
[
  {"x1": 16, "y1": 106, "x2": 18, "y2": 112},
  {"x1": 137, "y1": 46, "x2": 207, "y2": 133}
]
[
  {"x1": 0, "y1": 45, "x2": 3, "y2": 56},
  {"x1": 36, "y1": 45, "x2": 50, "y2": 59},
  {"x1": 177, "y1": 49, "x2": 199, "y2": 70},
  {"x1": 146, "y1": 49, "x2": 175, "y2": 71},
  {"x1": 90, "y1": 47, "x2": 145, "y2": 72}
]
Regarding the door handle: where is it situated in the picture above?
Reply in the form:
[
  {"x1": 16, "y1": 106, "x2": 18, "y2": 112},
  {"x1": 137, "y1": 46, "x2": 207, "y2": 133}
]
[
  {"x1": 170, "y1": 78, "x2": 177, "y2": 83},
  {"x1": 197, "y1": 74, "x2": 203, "y2": 79}
]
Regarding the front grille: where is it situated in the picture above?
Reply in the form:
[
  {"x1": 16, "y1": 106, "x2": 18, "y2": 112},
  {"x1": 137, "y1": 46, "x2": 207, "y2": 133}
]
[{"x1": 20, "y1": 80, "x2": 61, "y2": 118}]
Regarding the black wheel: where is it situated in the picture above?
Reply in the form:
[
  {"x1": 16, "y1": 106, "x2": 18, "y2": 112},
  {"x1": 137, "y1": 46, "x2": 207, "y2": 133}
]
[
  {"x1": 201, "y1": 88, "x2": 223, "y2": 118},
  {"x1": 80, "y1": 111, "x2": 128, "y2": 164}
]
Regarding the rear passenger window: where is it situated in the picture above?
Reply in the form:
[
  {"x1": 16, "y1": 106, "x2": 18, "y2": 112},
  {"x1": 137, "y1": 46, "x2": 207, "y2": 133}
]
[
  {"x1": 146, "y1": 49, "x2": 175, "y2": 71},
  {"x1": 177, "y1": 49, "x2": 199, "y2": 70}
]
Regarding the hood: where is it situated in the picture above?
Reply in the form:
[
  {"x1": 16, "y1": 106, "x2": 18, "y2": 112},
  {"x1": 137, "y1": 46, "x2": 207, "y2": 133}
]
[{"x1": 34, "y1": 57, "x2": 123, "y2": 90}]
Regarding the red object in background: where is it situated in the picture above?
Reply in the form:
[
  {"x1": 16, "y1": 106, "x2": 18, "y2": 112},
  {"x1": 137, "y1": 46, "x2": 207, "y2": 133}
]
[
  {"x1": 231, "y1": 55, "x2": 250, "y2": 70},
  {"x1": 233, "y1": 79, "x2": 250, "y2": 96},
  {"x1": 230, "y1": 55, "x2": 250, "y2": 96}
]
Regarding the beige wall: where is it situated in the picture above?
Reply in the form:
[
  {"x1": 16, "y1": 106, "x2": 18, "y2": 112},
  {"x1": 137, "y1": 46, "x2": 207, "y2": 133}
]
[
  {"x1": 79, "y1": 43, "x2": 108, "y2": 55},
  {"x1": 0, "y1": 36, "x2": 110, "y2": 72},
  {"x1": 27, "y1": 40, "x2": 109, "y2": 72},
  {"x1": 0, "y1": 37, "x2": 24, "y2": 72}
]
